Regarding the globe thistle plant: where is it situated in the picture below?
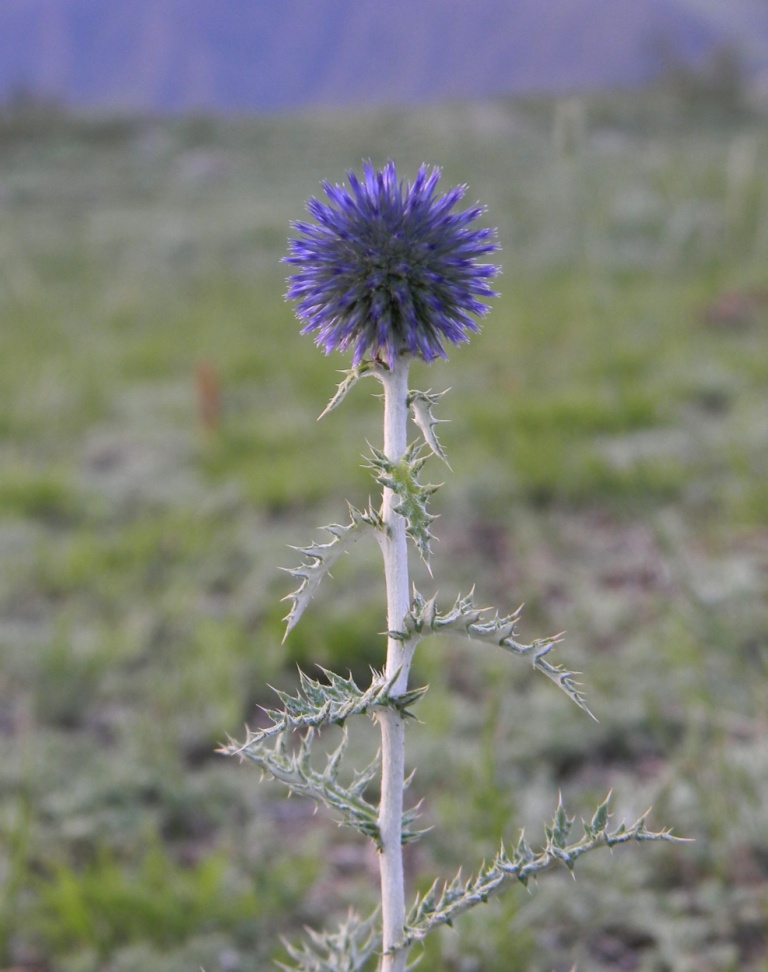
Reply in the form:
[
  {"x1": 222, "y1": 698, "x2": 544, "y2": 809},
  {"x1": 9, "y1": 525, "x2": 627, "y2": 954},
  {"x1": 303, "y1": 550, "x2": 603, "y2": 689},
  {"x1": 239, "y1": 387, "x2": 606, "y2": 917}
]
[
  {"x1": 284, "y1": 160, "x2": 500, "y2": 366},
  {"x1": 223, "y1": 162, "x2": 683, "y2": 972}
]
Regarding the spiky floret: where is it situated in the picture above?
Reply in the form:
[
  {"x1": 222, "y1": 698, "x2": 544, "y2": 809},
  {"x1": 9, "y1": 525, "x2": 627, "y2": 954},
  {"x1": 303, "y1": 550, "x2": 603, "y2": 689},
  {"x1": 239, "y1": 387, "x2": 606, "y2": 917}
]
[{"x1": 285, "y1": 160, "x2": 500, "y2": 367}]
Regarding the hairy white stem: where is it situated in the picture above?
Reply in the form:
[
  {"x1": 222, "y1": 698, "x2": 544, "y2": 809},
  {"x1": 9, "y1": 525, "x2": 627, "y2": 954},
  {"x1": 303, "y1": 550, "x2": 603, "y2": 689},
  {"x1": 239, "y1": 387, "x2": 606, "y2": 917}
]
[{"x1": 377, "y1": 357, "x2": 412, "y2": 972}]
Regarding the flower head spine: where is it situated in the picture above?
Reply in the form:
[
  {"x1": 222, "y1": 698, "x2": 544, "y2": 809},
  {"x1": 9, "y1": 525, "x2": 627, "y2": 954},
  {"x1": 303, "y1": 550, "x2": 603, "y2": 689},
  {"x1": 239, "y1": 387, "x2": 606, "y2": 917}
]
[{"x1": 284, "y1": 161, "x2": 500, "y2": 366}]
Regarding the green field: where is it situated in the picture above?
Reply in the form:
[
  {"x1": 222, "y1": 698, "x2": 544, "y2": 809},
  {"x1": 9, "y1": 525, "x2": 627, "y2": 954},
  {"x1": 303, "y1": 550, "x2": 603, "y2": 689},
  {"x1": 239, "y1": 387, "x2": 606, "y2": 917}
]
[{"x1": 1, "y1": 84, "x2": 768, "y2": 971}]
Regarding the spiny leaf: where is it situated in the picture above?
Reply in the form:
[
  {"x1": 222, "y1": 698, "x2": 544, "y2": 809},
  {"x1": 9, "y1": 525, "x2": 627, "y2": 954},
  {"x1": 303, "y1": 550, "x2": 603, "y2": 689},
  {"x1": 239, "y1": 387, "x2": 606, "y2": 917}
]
[
  {"x1": 223, "y1": 667, "x2": 428, "y2": 744},
  {"x1": 227, "y1": 726, "x2": 381, "y2": 842},
  {"x1": 281, "y1": 503, "x2": 382, "y2": 639},
  {"x1": 220, "y1": 669, "x2": 428, "y2": 845},
  {"x1": 546, "y1": 793, "x2": 574, "y2": 849},
  {"x1": 403, "y1": 589, "x2": 595, "y2": 718},
  {"x1": 224, "y1": 725, "x2": 424, "y2": 847},
  {"x1": 277, "y1": 908, "x2": 381, "y2": 972},
  {"x1": 583, "y1": 790, "x2": 612, "y2": 839},
  {"x1": 317, "y1": 360, "x2": 383, "y2": 420},
  {"x1": 407, "y1": 388, "x2": 451, "y2": 466},
  {"x1": 366, "y1": 442, "x2": 441, "y2": 567},
  {"x1": 399, "y1": 795, "x2": 688, "y2": 949}
]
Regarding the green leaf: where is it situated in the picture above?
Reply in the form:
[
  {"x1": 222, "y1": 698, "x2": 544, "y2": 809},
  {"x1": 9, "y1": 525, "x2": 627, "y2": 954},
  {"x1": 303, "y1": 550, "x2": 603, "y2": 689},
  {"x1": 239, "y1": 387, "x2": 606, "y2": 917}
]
[
  {"x1": 366, "y1": 442, "x2": 441, "y2": 567},
  {"x1": 586, "y1": 791, "x2": 612, "y2": 838},
  {"x1": 407, "y1": 388, "x2": 451, "y2": 466},
  {"x1": 403, "y1": 589, "x2": 595, "y2": 717},
  {"x1": 399, "y1": 795, "x2": 688, "y2": 950},
  {"x1": 277, "y1": 907, "x2": 380, "y2": 972},
  {"x1": 224, "y1": 667, "x2": 427, "y2": 742},
  {"x1": 281, "y1": 503, "x2": 382, "y2": 639},
  {"x1": 548, "y1": 794, "x2": 574, "y2": 849},
  {"x1": 220, "y1": 669, "x2": 428, "y2": 846},
  {"x1": 317, "y1": 360, "x2": 383, "y2": 420}
]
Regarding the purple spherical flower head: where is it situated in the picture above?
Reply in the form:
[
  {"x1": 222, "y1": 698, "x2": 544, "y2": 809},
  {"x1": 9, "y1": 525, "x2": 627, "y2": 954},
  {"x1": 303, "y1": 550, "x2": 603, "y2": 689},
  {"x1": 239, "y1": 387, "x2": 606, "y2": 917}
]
[{"x1": 284, "y1": 161, "x2": 500, "y2": 367}]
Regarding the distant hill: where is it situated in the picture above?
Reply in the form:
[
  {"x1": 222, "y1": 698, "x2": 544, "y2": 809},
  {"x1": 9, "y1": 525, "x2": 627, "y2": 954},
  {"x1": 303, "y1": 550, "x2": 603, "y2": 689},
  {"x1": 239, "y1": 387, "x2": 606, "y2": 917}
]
[{"x1": 1, "y1": 0, "x2": 767, "y2": 114}]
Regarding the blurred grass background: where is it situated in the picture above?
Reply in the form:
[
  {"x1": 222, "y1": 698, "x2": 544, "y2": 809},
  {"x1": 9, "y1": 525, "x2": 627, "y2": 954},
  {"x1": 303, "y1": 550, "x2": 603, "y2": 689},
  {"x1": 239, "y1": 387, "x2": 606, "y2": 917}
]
[{"x1": 1, "y1": 76, "x2": 768, "y2": 971}]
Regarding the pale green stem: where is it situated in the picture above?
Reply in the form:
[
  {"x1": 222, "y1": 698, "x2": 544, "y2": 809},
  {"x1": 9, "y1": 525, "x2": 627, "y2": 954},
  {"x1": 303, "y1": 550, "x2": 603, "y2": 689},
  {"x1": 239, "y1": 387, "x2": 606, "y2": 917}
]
[{"x1": 377, "y1": 357, "x2": 413, "y2": 972}]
